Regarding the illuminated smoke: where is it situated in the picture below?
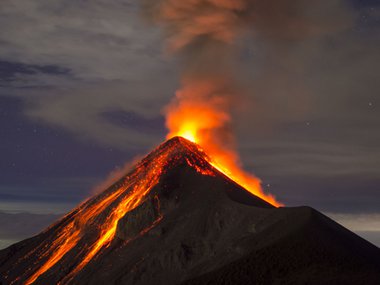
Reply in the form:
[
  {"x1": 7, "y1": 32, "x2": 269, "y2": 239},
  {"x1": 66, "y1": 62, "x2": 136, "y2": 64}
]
[{"x1": 143, "y1": 0, "x2": 282, "y2": 205}]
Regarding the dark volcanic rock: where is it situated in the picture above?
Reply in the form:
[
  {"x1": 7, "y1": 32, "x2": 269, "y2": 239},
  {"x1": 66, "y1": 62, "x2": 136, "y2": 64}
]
[
  {"x1": 182, "y1": 207, "x2": 380, "y2": 285},
  {"x1": 116, "y1": 196, "x2": 161, "y2": 241},
  {"x1": 0, "y1": 137, "x2": 379, "y2": 285}
]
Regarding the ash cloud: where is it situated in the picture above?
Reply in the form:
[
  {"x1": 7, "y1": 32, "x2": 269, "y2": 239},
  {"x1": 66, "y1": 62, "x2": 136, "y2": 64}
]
[
  {"x1": 142, "y1": 0, "x2": 354, "y2": 56},
  {"x1": 141, "y1": 0, "x2": 357, "y2": 160},
  {"x1": 0, "y1": 0, "x2": 359, "y2": 151},
  {"x1": 141, "y1": 0, "x2": 356, "y2": 116},
  {"x1": 1, "y1": 0, "x2": 379, "y2": 212}
]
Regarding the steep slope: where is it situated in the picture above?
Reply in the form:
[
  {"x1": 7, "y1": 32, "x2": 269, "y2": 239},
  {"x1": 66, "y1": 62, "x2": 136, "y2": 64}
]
[
  {"x1": 0, "y1": 137, "x2": 379, "y2": 285},
  {"x1": 183, "y1": 207, "x2": 380, "y2": 285},
  {"x1": 0, "y1": 137, "x2": 272, "y2": 284}
]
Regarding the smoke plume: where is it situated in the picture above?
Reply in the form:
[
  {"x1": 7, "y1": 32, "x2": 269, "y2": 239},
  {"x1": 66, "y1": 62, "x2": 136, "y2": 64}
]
[
  {"x1": 141, "y1": 0, "x2": 353, "y2": 204},
  {"x1": 142, "y1": 0, "x2": 253, "y2": 149},
  {"x1": 142, "y1": 0, "x2": 353, "y2": 143}
]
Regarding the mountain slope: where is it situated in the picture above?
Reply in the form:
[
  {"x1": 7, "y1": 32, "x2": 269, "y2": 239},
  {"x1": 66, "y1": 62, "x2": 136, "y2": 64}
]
[
  {"x1": 0, "y1": 137, "x2": 272, "y2": 284},
  {"x1": 0, "y1": 137, "x2": 379, "y2": 285},
  {"x1": 183, "y1": 207, "x2": 380, "y2": 285}
]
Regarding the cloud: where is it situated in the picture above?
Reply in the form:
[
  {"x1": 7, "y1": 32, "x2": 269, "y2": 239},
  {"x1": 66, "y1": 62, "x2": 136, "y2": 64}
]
[
  {"x1": 22, "y1": 80, "x2": 172, "y2": 149},
  {"x1": 325, "y1": 212, "x2": 380, "y2": 246},
  {"x1": 326, "y1": 212, "x2": 380, "y2": 232},
  {"x1": 0, "y1": 0, "x2": 167, "y2": 81},
  {"x1": 0, "y1": 0, "x2": 379, "y2": 189},
  {"x1": 0, "y1": 0, "x2": 182, "y2": 147},
  {"x1": 240, "y1": 140, "x2": 380, "y2": 178}
]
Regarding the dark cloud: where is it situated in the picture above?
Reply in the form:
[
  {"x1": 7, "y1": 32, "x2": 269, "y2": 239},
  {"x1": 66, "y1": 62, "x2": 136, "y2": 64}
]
[
  {"x1": 248, "y1": 0, "x2": 355, "y2": 40},
  {"x1": 22, "y1": 80, "x2": 173, "y2": 148},
  {"x1": 0, "y1": 1, "x2": 379, "y2": 216},
  {"x1": 0, "y1": 0, "x2": 164, "y2": 81}
]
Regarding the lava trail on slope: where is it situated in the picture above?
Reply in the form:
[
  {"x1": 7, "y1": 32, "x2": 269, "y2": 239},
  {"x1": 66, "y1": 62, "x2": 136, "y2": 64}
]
[
  {"x1": 1, "y1": 137, "x2": 379, "y2": 285},
  {"x1": 0, "y1": 137, "x2": 272, "y2": 284}
]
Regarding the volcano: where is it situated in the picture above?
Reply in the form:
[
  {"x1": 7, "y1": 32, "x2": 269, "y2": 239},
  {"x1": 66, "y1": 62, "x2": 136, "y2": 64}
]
[{"x1": 0, "y1": 137, "x2": 379, "y2": 285}]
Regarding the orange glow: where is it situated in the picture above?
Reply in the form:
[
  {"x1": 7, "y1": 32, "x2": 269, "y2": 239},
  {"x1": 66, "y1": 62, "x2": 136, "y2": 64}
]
[
  {"x1": 25, "y1": 224, "x2": 80, "y2": 285},
  {"x1": 166, "y1": 81, "x2": 282, "y2": 207},
  {"x1": 24, "y1": 186, "x2": 130, "y2": 285},
  {"x1": 60, "y1": 170, "x2": 160, "y2": 284},
  {"x1": 171, "y1": 132, "x2": 281, "y2": 207},
  {"x1": 178, "y1": 129, "x2": 197, "y2": 143},
  {"x1": 18, "y1": 137, "x2": 235, "y2": 284},
  {"x1": 14, "y1": 119, "x2": 280, "y2": 284},
  {"x1": 166, "y1": 101, "x2": 230, "y2": 146},
  {"x1": 22, "y1": 148, "x2": 173, "y2": 284},
  {"x1": 166, "y1": 78, "x2": 230, "y2": 145},
  {"x1": 185, "y1": 157, "x2": 216, "y2": 177}
]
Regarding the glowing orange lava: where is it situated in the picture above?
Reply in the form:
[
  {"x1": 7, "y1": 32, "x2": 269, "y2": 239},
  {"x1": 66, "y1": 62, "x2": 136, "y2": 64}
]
[
  {"x1": 166, "y1": 101, "x2": 282, "y2": 207},
  {"x1": 15, "y1": 125, "x2": 280, "y2": 285},
  {"x1": 22, "y1": 148, "x2": 172, "y2": 284}
]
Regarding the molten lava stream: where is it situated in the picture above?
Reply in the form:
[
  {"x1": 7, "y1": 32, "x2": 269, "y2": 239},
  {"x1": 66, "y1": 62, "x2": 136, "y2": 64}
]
[
  {"x1": 24, "y1": 178, "x2": 141, "y2": 284},
  {"x1": 24, "y1": 224, "x2": 80, "y2": 285},
  {"x1": 23, "y1": 133, "x2": 279, "y2": 284},
  {"x1": 61, "y1": 182, "x2": 159, "y2": 283},
  {"x1": 209, "y1": 161, "x2": 281, "y2": 207},
  {"x1": 168, "y1": 127, "x2": 281, "y2": 207},
  {"x1": 58, "y1": 152, "x2": 169, "y2": 284}
]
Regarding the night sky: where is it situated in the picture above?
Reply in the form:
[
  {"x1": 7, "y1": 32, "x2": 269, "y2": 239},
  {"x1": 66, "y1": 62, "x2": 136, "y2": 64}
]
[{"x1": 0, "y1": 0, "x2": 379, "y2": 247}]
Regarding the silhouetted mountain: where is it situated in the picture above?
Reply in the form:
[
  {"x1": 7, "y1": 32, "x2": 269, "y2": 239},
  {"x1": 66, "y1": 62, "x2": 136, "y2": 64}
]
[{"x1": 0, "y1": 137, "x2": 379, "y2": 284}]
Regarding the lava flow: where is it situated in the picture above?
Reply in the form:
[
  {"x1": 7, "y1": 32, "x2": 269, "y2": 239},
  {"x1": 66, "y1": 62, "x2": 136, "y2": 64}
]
[
  {"x1": 19, "y1": 141, "x2": 181, "y2": 284},
  {"x1": 10, "y1": 138, "x2": 229, "y2": 284},
  {"x1": 166, "y1": 98, "x2": 282, "y2": 207},
  {"x1": 7, "y1": 136, "x2": 280, "y2": 284}
]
